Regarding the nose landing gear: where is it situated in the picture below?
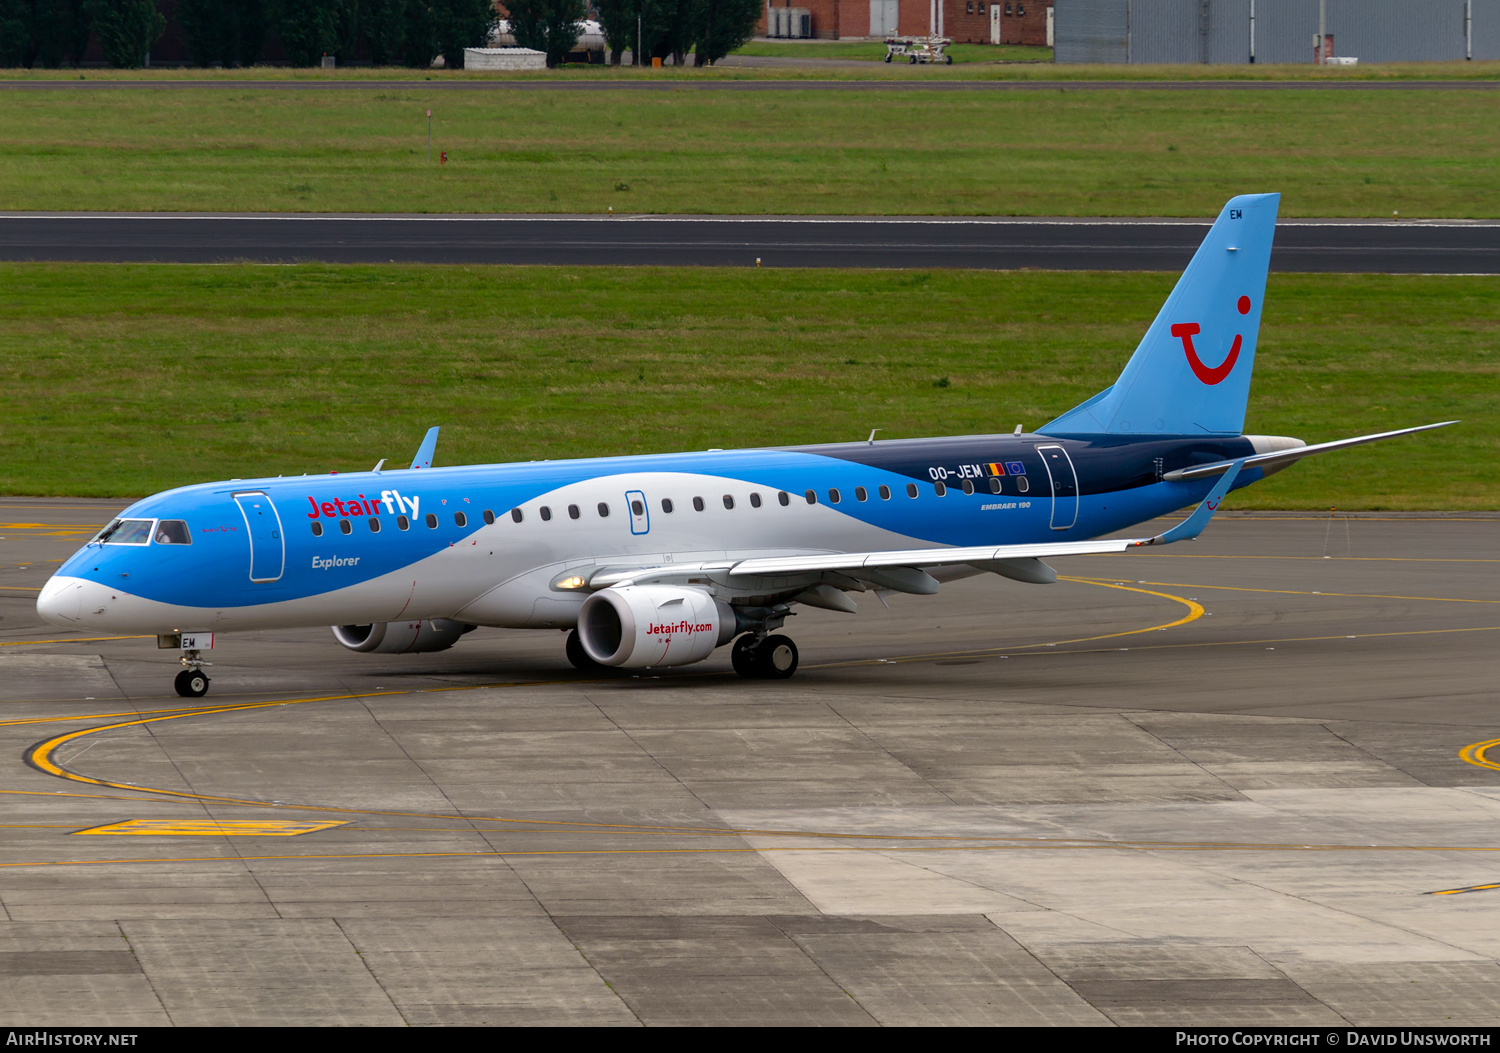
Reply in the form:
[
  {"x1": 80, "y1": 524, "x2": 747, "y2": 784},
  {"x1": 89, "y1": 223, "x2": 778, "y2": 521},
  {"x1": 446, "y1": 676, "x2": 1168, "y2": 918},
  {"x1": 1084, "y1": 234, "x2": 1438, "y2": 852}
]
[
  {"x1": 174, "y1": 650, "x2": 211, "y2": 698},
  {"x1": 731, "y1": 633, "x2": 799, "y2": 680}
]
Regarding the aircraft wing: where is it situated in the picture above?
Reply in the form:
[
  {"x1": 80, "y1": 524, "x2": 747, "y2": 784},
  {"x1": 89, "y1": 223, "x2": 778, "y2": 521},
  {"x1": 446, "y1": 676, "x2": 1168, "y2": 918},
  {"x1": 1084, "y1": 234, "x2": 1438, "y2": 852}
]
[
  {"x1": 588, "y1": 461, "x2": 1244, "y2": 590},
  {"x1": 1163, "y1": 421, "x2": 1456, "y2": 481}
]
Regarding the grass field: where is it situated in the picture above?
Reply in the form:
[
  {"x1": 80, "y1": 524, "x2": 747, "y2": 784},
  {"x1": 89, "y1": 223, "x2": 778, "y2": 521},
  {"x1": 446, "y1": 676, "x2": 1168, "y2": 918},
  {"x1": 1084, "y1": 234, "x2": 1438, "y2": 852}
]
[
  {"x1": 0, "y1": 86, "x2": 1494, "y2": 216},
  {"x1": 1, "y1": 59, "x2": 1495, "y2": 80},
  {"x1": 0, "y1": 265, "x2": 1491, "y2": 508}
]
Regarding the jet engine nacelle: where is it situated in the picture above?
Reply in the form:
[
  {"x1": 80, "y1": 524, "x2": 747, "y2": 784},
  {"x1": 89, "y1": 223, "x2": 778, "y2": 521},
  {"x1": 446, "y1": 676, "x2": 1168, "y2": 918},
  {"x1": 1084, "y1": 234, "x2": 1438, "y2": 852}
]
[
  {"x1": 331, "y1": 619, "x2": 474, "y2": 654},
  {"x1": 577, "y1": 585, "x2": 736, "y2": 668}
]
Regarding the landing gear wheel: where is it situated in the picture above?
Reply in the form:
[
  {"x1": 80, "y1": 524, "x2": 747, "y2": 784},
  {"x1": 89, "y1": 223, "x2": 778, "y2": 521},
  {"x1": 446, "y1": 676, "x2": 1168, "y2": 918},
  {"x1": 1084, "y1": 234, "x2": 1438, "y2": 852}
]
[
  {"x1": 566, "y1": 629, "x2": 602, "y2": 670},
  {"x1": 731, "y1": 634, "x2": 761, "y2": 678},
  {"x1": 174, "y1": 669, "x2": 210, "y2": 698},
  {"x1": 908, "y1": 54, "x2": 917, "y2": 64},
  {"x1": 945, "y1": 54, "x2": 953, "y2": 64},
  {"x1": 756, "y1": 635, "x2": 799, "y2": 679}
]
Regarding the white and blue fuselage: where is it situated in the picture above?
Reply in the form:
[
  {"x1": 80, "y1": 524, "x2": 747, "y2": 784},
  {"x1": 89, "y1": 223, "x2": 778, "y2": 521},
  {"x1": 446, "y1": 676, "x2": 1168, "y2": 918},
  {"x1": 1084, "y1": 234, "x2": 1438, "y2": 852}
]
[{"x1": 37, "y1": 433, "x2": 1261, "y2": 635}]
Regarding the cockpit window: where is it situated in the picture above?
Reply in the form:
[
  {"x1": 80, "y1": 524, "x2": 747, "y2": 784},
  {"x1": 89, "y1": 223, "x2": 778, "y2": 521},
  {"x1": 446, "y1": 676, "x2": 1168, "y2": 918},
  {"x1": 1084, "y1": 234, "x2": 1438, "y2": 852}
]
[
  {"x1": 94, "y1": 518, "x2": 153, "y2": 545},
  {"x1": 155, "y1": 520, "x2": 191, "y2": 545}
]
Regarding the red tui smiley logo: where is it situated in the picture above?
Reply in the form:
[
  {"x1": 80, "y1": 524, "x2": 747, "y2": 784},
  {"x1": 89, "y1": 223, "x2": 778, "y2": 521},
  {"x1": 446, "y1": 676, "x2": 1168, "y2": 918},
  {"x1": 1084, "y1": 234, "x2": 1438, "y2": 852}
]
[{"x1": 1173, "y1": 296, "x2": 1252, "y2": 385}]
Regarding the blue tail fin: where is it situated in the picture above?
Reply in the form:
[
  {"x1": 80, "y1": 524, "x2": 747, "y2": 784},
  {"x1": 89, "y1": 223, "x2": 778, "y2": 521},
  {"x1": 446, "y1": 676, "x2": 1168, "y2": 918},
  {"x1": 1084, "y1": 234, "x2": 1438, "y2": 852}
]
[{"x1": 1039, "y1": 193, "x2": 1279, "y2": 438}]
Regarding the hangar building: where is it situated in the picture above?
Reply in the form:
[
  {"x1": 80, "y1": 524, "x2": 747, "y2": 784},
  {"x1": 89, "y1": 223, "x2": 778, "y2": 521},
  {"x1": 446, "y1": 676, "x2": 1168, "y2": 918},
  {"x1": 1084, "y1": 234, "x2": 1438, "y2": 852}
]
[{"x1": 1054, "y1": 0, "x2": 1498, "y2": 63}]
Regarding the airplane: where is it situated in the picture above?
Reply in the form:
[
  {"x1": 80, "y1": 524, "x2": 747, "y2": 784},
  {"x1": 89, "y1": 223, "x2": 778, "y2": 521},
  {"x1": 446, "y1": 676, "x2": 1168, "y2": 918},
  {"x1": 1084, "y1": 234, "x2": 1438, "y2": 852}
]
[{"x1": 37, "y1": 193, "x2": 1454, "y2": 698}]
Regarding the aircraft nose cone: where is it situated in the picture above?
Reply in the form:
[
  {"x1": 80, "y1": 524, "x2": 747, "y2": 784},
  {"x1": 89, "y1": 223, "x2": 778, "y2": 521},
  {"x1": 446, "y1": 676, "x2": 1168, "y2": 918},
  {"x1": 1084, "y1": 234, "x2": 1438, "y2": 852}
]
[{"x1": 36, "y1": 575, "x2": 86, "y2": 626}]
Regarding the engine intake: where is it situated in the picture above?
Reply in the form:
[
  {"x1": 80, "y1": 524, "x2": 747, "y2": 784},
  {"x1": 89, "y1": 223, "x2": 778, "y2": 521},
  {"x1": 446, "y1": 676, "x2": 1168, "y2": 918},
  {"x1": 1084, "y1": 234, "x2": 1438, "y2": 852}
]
[
  {"x1": 331, "y1": 619, "x2": 474, "y2": 654},
  {"x1": 578, "y1": 585, "x2": 736, "y2": 668}
]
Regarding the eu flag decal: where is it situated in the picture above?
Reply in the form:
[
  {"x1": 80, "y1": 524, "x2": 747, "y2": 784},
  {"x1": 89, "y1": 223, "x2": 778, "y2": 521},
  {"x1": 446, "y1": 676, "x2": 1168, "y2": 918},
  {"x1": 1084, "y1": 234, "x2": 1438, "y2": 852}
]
[{"x1": 1004, "y1": 461, "x2": 1026, "y2": 476}]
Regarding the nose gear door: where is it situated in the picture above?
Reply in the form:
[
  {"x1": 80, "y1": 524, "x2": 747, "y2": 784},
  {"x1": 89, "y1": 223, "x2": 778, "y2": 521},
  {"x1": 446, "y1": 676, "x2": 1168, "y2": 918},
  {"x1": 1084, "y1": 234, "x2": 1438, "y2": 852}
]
[
  {"x1": 1035, "y1": 445, "x2": 1079, "y2": 531},
  {"x1": 232, "y1": 491, "x2": 285, "y2": 582}
]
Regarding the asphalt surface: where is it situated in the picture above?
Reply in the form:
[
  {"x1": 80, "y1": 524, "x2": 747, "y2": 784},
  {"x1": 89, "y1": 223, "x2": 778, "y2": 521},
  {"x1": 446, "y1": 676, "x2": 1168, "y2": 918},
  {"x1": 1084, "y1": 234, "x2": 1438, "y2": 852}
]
[
  {"x1": 3, "y1": 501, "x2": 1499, "y2": 1025},
  {"x1": 4, "y1": 213, "x2": 1496, "y2": 271}
]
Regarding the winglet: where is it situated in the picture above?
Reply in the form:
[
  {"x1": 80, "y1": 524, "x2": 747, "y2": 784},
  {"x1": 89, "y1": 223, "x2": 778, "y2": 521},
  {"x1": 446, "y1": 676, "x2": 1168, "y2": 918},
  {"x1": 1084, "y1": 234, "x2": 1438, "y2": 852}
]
[
  {"x1": 1137, "y1": 460, "x2": 1244, "y2": 546},
  {"x1": 409, "y1": 426, "x2": 439, "y2": 470}
]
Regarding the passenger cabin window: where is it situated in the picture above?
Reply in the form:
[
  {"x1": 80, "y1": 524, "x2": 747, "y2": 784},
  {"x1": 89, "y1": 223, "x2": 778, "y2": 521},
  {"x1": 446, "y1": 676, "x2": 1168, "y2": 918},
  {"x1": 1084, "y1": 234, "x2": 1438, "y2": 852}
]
[
  {"x1": 934, "y1": 482, "x2": 947, "y2": 497},
  {"x1": 631, "y1": 499, "x2": 645, "y2": 516},
  {"x1": 693, "y1": 497, "x2": 705, "y2": 512},
  {"x1": 510, "y1": 508, "x2": 523, "y2": 523},
  {"x1": 540, "y1": 507, "x2": 552, "y2": 522},
  {"x1": 989, "y1": 477, "x2": 1002, "y2": 494},
  {"x1": 310, "y1": 521, "x2": 324, "y2": 537},
  {"x1": 723, "y1": 495, "x2": 734, "y2": 510},
  {"x1": 369, "y1": 517, "x2": 381, "y2": 533},
  {"x1": 879, "y1": 485, "x2": 891, "y2": 501},
  {"x1": 597, "y1": 502, "x2": 610, "y2": 518},
  {"x1": 961, "y1": 479, "x2": 975, "y2": 495},
  {"x1": 906, "y1": 483, "x2": 919, "y2": 498},
  {"x1": 95, "y1": 519, "x2": 152, "y2": 545},
  {"x1": 398, "y1": 515, "x2": 410, "y2": 531},
  {"x1": 750, "y1": 493, "x2": 762, "y2": 508},
  {"x1": 855, "y1": 486, "x2": 868, "y2": 502},
  {"x1": 340, "y1": 519, "x2": 352, "y2": 534},
  {"x1": 426, "y1": 513, "x2": 439, "y2": 529},
  {"x1": 454, "y1": 511, "x2": 467, "y2": 527},
  {"x1": 1017, "y1": 477, "x2": 1029, "y2": 493},
  {"x1": 778, "y1": 491, "x2": 790, "y2": 506},
  {"x1": 155, "y1": 520, "x2": 191, "y2": 545},
  {"x1": 828, "y1": 488, "x2": 841, "y2": 504},
  {"x1": 569, "y1": 504, "x2": 581, "y2": 520},
  {"x1": 805, "y1": 490, "x2": 817, "y2": 505},
  {"x1": 661, "y1": 498, "x2": 674, "y2": 514},
  {"x1": 483, "y1": 510, "x2": 495, "y2": 525}
]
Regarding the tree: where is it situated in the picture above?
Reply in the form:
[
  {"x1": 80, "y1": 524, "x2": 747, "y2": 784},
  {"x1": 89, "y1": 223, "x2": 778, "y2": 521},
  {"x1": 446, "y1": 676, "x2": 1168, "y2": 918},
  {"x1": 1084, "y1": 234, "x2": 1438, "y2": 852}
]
[
  {"x1": 636, "y1": 0, "x2": 690, "y2": 65},
  {"x1": 400, "y1": 0, "x2": 437, "y2": 66},
  {"x1": 0, "y1": 0, "x2": 31, "y2": 66},
  {"x1": 505, "y1": 0, "x2": 583, "y2": 68},
  {"x1": 689, "y1": 0, "x2": 758, "y2": 65},
  {"x1": 34, "y1": 0, "x2": 93, "y2": 67},
  {"x1": 83, "y1": 0, "x2": 164, "y2": 67},
  {"x1": 430, "y1": 0, "x2": 492, "y2": 69},
  {"x1": 595, "y1": 0, "x2": 636, "y2": 65},
  {"x1": 361, "y1": 0, "x2": 407, "y2": 66},
  {"x1": 275, "y1": 0, "x2": 355, "y2": 66},
  {"x1": 179, "y1": 0, "x2": 268, "y2": 66}
]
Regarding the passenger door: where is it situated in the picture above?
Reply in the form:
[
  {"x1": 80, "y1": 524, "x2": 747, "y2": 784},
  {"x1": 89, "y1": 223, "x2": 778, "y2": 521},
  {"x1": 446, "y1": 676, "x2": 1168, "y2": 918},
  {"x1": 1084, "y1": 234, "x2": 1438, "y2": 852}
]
[
  {"x1": 625, "y1": 489, "x2": 650, "y2": 536},
  {"x1": 1035, "y1": 446, "x2": 1079, "y2": 531},
  {"x1": 232, "y1": 491, "x2": 285, "y2": 582}
]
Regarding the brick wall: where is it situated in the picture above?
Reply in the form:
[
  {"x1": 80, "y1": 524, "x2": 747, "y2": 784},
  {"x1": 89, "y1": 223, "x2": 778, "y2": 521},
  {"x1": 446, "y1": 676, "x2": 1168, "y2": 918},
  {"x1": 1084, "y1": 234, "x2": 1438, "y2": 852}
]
[{"x1": 757, "y1": 0, "x2": 1050, "y2": 44}]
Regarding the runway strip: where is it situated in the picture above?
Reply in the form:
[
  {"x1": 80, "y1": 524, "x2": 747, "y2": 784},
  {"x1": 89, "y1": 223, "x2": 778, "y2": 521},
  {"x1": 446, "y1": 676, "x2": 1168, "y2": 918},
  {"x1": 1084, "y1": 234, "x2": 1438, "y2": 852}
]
[{"x1": 4, "y1": 212, "x2": 1494, "y2": 270}]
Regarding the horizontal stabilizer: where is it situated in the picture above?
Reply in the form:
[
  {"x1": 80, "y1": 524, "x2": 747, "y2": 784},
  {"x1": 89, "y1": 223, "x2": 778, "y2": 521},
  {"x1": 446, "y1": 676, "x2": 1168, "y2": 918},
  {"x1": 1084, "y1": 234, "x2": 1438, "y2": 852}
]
[
  {"x1": 1163, "y1": 421, "x2": 1458, "y2": 481},
  {"x1": 1141, "y1": 460, "x2": 1243, "y2": 545}
]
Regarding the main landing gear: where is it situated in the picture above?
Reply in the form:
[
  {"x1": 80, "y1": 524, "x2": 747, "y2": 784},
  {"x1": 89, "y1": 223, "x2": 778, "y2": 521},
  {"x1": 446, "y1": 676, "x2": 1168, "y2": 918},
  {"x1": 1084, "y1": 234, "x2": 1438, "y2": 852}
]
[
  {"x1": 731, "y1": 633, "x2": 799, "y2": 680},
  {"x1": 174, "y1": 649, "x2": 211, "y2": 698}
]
